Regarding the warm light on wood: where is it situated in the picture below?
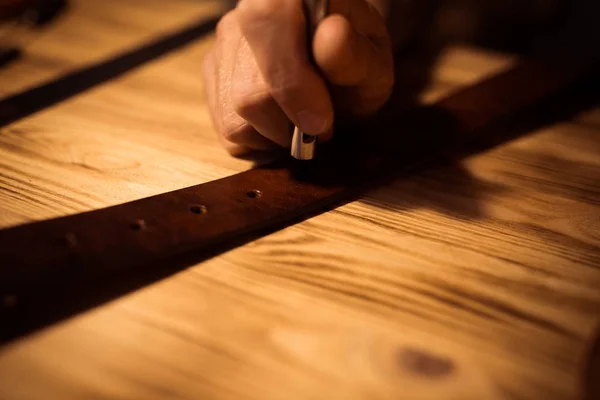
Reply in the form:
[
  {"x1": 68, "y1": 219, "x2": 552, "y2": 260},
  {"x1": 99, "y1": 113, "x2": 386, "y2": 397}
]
[{"x1": 0, "y1": 0, "x2": 598, "y2": 399}]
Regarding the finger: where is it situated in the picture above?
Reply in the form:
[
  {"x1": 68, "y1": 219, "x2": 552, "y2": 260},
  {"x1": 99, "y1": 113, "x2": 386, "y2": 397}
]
[
  {"x1": 231, "y1": 38, "x2": 293, "y2": 148},
  {"x1": 235, "y1": 93, "x2": 293, "y2": 148},
  {"x1": 217, "y1": 131, "x2": 251, "y2": 158},
  {"x1": 313, "y1": 14, "x2": 394, "y2": 115},
  {"x1": 236, "y1": 0, "x2": 334, "y2": 136},
  {"x1": 221, "y1": 119, "x2": 280, "y2": 150},
  {"x1": 213, "y1": 13, "x2": 281, "y2": 154}
]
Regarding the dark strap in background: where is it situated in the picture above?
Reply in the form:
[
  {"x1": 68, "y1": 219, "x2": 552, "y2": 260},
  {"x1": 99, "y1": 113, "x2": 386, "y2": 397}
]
[
  {"x1": 0, "y1": 14, "x2": 220, "y2": 127},
  {"x1": 0, "y1": 56, "x2": 598, "y2": 344}
]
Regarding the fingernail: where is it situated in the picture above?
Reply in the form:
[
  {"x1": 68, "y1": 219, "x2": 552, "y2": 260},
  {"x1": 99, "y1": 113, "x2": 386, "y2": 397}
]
[{"x1": 296, "y1": 110, "x2": 331, "y2": 135}]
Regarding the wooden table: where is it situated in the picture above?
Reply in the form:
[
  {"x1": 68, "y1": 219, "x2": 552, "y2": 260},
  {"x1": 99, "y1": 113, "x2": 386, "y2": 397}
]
[{"x1": 1, "y1": 1, "x2": 599, "y2": 399}]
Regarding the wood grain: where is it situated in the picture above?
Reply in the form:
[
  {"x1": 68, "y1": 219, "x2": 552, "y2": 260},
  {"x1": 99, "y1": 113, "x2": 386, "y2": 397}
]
[{"x1": 0, "y1": 1, "x2": 599, "y2": 399}]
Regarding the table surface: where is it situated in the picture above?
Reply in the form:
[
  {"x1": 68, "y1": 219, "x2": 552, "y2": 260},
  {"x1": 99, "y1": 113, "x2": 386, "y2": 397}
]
[{"x1": 0, "y1": 1, "x2": 599, "y2": 399}]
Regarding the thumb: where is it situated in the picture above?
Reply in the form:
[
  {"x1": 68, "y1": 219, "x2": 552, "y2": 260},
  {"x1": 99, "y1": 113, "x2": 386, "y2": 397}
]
[{"x1": 313, "y1": 6, "x2": 394, "y2": 115}]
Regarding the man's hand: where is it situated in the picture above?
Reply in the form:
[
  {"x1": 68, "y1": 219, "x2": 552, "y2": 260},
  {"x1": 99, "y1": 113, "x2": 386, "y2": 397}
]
[{"x1": 202, "y1": 0, "x2": 394, "y2": 157}]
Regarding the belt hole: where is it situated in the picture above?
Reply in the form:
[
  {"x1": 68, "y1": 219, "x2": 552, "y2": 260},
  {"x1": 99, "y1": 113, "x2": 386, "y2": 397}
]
[
  {"x1": 130, "y1": 219, "x2": 146, "y2": 231},
  {"x1": 246, "y1": 190, "x2": 261, "y2": 199},
  {"x1": 190, "y1": 204, "x2": 208, "y2": 214}
]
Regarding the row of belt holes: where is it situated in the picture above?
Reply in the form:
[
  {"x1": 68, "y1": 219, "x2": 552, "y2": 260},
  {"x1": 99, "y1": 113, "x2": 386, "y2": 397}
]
[
  {"x1": 1, "y1": 190, "x2": 263, "y2": 310},
  {"x1": 130, "y1": 189, "x2": 262, "y2": 231}
]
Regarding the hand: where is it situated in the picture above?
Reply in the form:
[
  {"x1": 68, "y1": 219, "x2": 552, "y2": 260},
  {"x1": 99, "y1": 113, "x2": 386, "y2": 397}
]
[{"x1": 202, "y1": 0, "x2": 394, "y2": 157}]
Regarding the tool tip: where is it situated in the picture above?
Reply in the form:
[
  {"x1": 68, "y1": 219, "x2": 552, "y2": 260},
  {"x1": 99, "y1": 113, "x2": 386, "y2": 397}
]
[{"x1": 291, "y1": 127, "x2": 316, "y2": 160}]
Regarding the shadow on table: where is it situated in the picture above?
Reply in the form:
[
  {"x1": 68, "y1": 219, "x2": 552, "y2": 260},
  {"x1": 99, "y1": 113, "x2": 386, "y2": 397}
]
[
  {"x1": 285, "y1": 60, "x2": 600, "y2": 222},
  {"x1": 354, "y1": 110, "x2": 600, "y2": 222}
]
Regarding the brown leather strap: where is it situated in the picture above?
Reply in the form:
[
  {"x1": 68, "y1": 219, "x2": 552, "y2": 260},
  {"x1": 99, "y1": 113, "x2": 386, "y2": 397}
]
[{"x1": 0, "y1": 56, "x2": 598, "y2": 342}]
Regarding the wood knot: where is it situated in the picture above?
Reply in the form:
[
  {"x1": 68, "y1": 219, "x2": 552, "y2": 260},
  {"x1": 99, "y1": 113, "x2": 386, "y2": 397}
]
[{"x1": 397, "y1": 346, "x2": 454, "y2": 379}]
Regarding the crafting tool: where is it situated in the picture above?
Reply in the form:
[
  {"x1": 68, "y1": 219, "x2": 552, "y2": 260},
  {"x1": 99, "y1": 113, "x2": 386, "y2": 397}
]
[{"x1": 290, "y1": 0, "x2": 329, "y2": 160}]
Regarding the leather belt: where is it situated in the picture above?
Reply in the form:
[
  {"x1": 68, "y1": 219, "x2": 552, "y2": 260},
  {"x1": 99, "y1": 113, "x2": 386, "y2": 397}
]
[{"x1": 0, "y1": 56, "x2": 598, "y2": 343}]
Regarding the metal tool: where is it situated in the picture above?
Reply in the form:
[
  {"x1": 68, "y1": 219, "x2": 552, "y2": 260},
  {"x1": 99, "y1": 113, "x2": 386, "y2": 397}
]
[{"x1": 290, "y1": 0, "x2": 329, "y2": 160}]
